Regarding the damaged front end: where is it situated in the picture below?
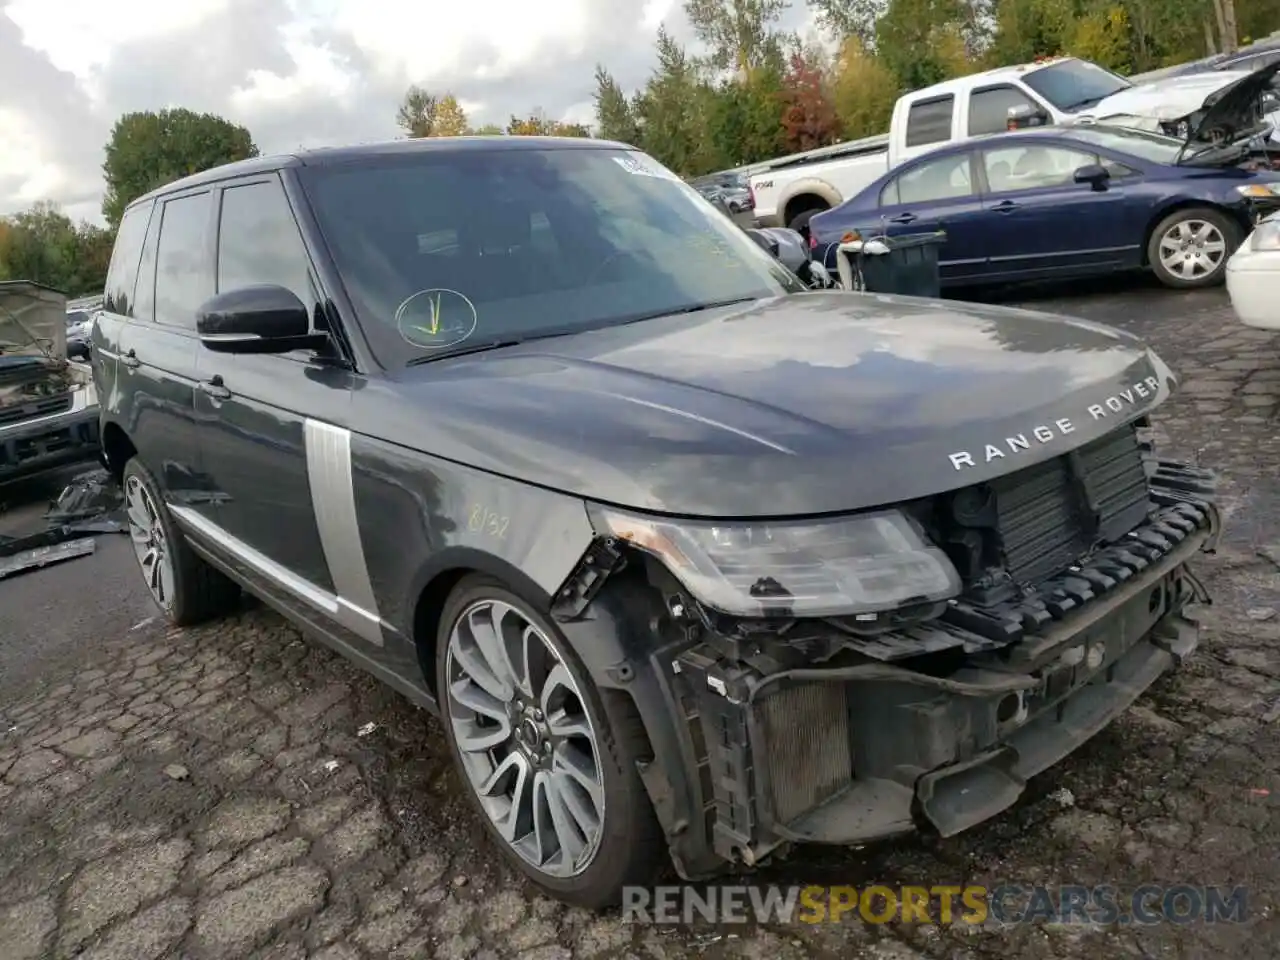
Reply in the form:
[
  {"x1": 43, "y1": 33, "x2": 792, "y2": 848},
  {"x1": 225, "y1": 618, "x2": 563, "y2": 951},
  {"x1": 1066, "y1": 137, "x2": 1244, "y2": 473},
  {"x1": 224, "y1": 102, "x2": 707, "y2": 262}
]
[{"x1": 551, "y1": 419, "x2": 1219, "y2": 880}]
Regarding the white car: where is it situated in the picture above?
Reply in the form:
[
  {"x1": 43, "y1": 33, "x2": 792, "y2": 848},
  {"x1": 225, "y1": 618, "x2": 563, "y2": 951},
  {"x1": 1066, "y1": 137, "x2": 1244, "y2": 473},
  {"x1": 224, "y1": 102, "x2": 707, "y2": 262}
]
[{"x1": 1226, "y1": 212, "x2": 1280, "y2": 329}]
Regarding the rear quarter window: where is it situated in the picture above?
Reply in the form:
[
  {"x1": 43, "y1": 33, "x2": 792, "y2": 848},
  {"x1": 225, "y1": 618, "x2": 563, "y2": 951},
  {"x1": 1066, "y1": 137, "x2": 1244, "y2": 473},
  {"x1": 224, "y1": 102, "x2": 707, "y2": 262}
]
[
  {"x1": 905, "y1": 96, "x2": 955, "y2": 148},
  {"x1": 103, "y1": 201, "x2": 153, "y2": 316}
]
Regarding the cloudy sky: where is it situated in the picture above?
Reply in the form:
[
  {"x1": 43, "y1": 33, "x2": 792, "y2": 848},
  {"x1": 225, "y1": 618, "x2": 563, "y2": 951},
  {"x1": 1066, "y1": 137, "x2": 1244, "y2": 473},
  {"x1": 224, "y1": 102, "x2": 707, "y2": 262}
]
[{"x1": 0, "y1": 0, "x2": 821, "y2": 226}]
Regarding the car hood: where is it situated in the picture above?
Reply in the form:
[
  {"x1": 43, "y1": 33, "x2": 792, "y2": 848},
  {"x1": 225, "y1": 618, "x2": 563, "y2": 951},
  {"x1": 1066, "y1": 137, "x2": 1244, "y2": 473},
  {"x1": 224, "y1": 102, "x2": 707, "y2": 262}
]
[
  {"x1": 368, "y1": 293, "x2": 1175, "y2": 518},
  {"x1": 0, "y1": 281, "x2": 67, "y2": 361}
]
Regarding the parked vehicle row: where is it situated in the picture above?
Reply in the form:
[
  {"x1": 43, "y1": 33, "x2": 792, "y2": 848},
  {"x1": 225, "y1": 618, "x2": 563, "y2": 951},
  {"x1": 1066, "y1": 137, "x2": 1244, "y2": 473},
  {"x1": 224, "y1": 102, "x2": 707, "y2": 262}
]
[
  {"x1": 807, "y1": 75, "x2": 1280, "y2": 291},
  {"x1": 751, "y1": 56, "x2": 1280, "y2": 235},
  {"x1": 92, "y1": 134, "x2": 1221, "y2": 912}
]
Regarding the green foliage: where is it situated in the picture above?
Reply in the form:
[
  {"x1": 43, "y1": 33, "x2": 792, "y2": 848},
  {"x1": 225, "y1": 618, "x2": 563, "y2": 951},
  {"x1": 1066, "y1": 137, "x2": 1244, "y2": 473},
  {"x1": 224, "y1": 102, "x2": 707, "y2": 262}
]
[
  {"x1": 683, "y1": 0, "x2": 789, "y2": 73},
  {"x1": 0, "y1": 202, "x2": 112, "y2": 296},
  {"x1": 593, "y1": 66, "x2": 642, "y2": 145},
  {"x1": 101, "y1": 108, "x2": 258, "y2": 228}
]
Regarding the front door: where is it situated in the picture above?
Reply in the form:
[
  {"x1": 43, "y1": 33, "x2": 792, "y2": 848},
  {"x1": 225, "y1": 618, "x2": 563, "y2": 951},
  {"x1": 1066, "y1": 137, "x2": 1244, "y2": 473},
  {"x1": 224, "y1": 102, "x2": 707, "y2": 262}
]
[
  {"x1": 189, "y1": 175, "x2": 385, "y2": 650},
  {"x1": 976, "y1": 143, "x2": 1139, "y2": 280},
  {"x1": 872, "y1": 150, "x2": 990, "y2": 284}
]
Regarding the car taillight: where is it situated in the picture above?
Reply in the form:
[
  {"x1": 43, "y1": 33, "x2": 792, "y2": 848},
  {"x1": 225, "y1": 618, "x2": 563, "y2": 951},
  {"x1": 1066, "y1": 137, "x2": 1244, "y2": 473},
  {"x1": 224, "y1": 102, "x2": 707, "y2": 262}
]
[
  {"x1": 809, "y1": 231, "x2": 818, "y2": 250},
  {"x1": 748, "y1": 183, "x2": 756, "y2": 207}
]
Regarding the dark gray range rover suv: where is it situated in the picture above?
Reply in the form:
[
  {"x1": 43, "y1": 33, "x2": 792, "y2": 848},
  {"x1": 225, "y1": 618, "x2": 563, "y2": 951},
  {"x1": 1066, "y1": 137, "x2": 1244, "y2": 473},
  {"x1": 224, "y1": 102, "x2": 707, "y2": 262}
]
[{"x1": 92, "y1": 136, "x2": 1220, "y2": 908}]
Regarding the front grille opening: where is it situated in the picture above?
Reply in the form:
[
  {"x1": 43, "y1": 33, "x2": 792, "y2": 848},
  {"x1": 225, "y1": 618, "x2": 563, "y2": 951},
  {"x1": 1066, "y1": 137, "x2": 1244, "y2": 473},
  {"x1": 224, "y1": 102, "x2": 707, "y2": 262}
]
[
  {"x1": 0, "y1": 392, "x2": 72, "y2": 427},
  {"x1": 944, "y1": 423, "x2": 1153, "y2": 590},
  {"x1": 755, "y1": 682, "x2": 852, "y2": 824}
]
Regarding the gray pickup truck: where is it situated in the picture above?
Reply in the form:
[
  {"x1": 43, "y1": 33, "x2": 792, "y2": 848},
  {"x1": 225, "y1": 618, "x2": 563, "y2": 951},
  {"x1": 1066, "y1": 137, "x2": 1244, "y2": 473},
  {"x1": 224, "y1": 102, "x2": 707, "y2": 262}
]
[
  {"x1": 92, "y1": 135, "x2": 1219, "y2": 910},
  {"x1": 0, "y1": 281, "x2": 101, "y2": 485}
]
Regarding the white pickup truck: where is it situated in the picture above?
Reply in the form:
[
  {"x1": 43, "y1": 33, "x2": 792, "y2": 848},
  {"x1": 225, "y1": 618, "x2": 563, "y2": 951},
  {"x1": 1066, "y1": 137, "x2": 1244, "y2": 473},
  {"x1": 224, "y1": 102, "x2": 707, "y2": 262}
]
[{"x1": 751, "y1": 56, "x2": 1275, "y2": 233}]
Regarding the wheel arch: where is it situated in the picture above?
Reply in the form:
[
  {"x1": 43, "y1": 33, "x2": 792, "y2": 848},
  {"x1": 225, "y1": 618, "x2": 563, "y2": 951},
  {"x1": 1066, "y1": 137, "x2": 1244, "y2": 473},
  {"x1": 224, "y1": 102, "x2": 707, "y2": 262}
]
[
  {"x1": 781, "y1": 182, "x2": 840, "y2": 228},
  {"x1": 407, "y1": 546, "x2": 557, "y2": 697},
  {"x1": 100, "y1": 419, "x2": 137, "y2": 485}
]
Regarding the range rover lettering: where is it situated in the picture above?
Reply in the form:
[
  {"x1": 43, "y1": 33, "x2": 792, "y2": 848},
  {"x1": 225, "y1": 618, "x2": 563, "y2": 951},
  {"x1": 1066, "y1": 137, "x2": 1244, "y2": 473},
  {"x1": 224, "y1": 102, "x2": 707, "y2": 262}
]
[{"x1": 92, "y1": 136, "x2": 1220, "y2": 909}]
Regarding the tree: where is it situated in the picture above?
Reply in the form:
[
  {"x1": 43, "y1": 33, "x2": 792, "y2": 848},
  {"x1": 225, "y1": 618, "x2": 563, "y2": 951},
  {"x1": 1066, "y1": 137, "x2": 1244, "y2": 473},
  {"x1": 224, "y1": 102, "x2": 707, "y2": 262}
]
[
  {"x1": 635, "y1": 27, "x2": 706, "y2": 174},
  {"x1": 830, "y1": 37, "x2": 900, "y2": 139},
  {"x1": 805, "y1": 0, "x2": 887, "y2": 43},
  {"x1": 593, "y1": 65, "x2": 642, "y2": 145},
  {"x1": 683, "y1": 0, "x2": 788, "y2": 74},
  {"x1": 876, "y1": 0, "x2": 972, "y2": 89},
  {"x1": 507, "y1": 110, "x2": 557, "y2": 135},
  {"x1": 101, "y1": 109, "x2": 258, "y2": 228},
  {"x1": 471, "y1": 123, "x2": 505, "y2": 135},
  {"x1": 781, "y1": 49, "x2": 841, "y2": 152},
  {"x1": 432, "y1": 94, "x2": 470, "y2": 136},
  {"x1": 396, "y1": 85, "x2": 439, "y2": 137},
  {"x1": 0, "y1": 202, "x2": 112, "y2": 295}
]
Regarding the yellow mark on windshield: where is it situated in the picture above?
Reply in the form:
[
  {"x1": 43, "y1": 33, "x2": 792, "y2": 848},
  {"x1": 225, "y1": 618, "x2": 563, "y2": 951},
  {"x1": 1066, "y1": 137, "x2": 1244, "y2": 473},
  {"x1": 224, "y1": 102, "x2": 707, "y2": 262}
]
[{"x1": 427, "y1": 292, "x2": 442, "y2": 335}]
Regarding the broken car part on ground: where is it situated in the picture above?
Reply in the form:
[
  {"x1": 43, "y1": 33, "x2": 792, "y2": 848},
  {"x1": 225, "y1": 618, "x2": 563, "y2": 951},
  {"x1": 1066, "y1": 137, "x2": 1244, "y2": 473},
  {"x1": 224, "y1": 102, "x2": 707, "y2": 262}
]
[
  {"x1": 0, "y1": 466, "x2": 126, "y2": 579},
  {"x1": 92, "y1": 135, "x2": 1222, "y2": 910}
]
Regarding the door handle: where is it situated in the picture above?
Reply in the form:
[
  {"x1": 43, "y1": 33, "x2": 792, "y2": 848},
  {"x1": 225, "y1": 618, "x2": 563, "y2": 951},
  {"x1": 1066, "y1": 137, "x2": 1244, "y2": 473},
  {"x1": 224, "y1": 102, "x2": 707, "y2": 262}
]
[
  {"x1": 888, "y1": 213, "x2": 917, "y2": 224},
  {"x1": 198, "y1": 375, "x2": 231, "y2": 401},
  {"x1": 992, "y1": 200, "x2": 1020, "y2": 213},
  {"x1": 121, "y1": 348, "x2": 140, "y2": 369}
]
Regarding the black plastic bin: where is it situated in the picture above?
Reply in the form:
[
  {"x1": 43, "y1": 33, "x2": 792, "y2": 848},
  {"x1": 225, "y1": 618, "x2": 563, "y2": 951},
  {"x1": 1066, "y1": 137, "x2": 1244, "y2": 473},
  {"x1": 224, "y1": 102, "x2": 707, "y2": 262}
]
[{"x1": 852, "y1": 231, "x2": 946, "y2": 298}]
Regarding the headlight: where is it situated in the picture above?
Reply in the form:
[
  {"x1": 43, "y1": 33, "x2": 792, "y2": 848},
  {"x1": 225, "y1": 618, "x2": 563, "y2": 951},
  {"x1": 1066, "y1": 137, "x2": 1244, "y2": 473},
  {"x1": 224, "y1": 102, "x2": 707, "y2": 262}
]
[
  {"x1": 1251, "y1": 219, "x2": 1280, "y2": 250},
  {"x1": 1236, "y1": 183, "x2": 1280, "y2": 198},
  {"x1": 591, "y1": 506, "x2": 961, "y2": 618}
]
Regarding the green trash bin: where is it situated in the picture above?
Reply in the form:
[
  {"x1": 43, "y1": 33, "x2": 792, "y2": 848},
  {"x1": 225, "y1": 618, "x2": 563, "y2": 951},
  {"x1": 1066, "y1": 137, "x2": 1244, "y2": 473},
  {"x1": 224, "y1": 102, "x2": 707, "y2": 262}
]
[{"x1": 851, "y1": 231, "x2": 946, "y2": 298}]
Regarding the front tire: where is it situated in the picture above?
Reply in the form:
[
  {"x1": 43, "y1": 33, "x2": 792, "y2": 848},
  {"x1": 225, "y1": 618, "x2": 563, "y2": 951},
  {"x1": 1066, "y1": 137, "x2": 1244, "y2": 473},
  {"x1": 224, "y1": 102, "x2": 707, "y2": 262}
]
[
  {"x1": 1147, "y1": 207, "x2": 1240, "y2": 289},
  {"x1": 435, "y1": 575, "x2": 664, "y2": 908},
  {"x1": 787, "y1": 207, "x2": 825, "y2": 240},
  {"x1": 122, "y1": 458, "x2": 240, "y2": 627}
]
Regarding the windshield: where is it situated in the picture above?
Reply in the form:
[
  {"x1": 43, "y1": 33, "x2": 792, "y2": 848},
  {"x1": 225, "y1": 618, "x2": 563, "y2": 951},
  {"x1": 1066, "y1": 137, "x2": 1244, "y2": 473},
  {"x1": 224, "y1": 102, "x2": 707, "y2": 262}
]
[
  {"x1": 1063, "y1": 125, "x2": 1186, "y2": 163},
  {"x1": 1024, "y1": 60, "x2": 1132, "y2": 112},
  {"x1": 300, "y1": 145, "x2": 802, "y2": 367}
]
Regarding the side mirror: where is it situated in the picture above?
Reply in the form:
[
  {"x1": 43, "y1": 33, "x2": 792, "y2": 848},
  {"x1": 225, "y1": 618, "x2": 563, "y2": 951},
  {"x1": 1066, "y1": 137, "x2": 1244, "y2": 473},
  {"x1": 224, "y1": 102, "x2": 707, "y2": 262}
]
[
  {"x1": 1073, "y1": 163, "x2": 1110, "y2": 190},
  {"x1": 196, "y1": 284, "x2": 326, "y2": 354}
]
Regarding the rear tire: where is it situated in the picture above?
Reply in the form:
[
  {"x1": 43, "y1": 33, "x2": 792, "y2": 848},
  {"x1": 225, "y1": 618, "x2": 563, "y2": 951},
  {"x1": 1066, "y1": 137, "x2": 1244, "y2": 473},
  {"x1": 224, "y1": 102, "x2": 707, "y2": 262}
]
[
  {"x1": 787, "y1": 207, "x2": 825, "y2": 240},
  {"x1": 1147, "y1": 207, "x2": 1240, "y2": 289},
  {"x1": 122, "y1": 458, "x2": 240, "y2": 627},
  {"x1": 435, "y1": 574, "x2": 665, "y2": 909}
]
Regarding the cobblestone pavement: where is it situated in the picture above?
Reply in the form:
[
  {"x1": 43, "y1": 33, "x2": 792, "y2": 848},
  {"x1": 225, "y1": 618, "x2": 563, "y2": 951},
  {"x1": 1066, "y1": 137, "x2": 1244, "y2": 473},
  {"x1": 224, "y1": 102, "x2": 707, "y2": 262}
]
[{"x1": 2, "y1": 279, "x2": 1279, "y2": 960}]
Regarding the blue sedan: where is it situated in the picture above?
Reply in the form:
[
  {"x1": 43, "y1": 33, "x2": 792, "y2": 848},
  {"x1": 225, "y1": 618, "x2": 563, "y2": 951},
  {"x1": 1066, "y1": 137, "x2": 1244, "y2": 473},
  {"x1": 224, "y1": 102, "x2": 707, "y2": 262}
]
[{"x1": 808, "y1": 124, "x2": 1280, "y2": 289}]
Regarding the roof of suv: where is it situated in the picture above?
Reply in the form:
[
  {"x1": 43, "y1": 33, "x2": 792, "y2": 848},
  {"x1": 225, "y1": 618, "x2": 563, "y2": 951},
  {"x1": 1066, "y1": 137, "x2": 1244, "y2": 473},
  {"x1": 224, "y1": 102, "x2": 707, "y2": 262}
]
[{"x1": 127, "y1": 134, "x2": 631, "y2": 211}]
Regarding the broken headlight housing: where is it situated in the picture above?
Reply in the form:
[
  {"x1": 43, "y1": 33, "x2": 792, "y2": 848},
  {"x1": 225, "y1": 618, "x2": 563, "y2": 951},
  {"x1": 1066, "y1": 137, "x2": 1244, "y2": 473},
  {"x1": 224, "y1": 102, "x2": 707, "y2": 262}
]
[
  {"x1": 592, "y1": 506, "x2": 961, "y2": 618},
  {"x1": 1249, "y1": 216, "x2": 1280, "y2": 250}
]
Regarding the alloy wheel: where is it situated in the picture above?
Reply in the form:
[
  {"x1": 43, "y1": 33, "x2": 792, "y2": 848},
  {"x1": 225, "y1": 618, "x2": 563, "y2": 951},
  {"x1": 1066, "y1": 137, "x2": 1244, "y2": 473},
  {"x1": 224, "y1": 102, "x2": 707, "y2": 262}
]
[
  {"x1": 444, "y1": 599, "x2": 606, "y2": 878},
  {"x1": 125, "y1": 475, "x2": 175, "y2": 612},
  {"x1": 1158, "y1": 219, "x2": 1227, "y2": 280}
]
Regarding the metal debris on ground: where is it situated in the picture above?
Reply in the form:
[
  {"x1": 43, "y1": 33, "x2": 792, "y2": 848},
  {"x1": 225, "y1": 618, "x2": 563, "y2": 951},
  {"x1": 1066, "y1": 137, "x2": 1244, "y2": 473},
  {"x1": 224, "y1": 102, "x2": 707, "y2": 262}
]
[
  {"x1": 357, "y1": 721, "x2": 378, "y2": 737},
  {"x1": 0, "y1": 467, "x2": 126, "y2": 580}
]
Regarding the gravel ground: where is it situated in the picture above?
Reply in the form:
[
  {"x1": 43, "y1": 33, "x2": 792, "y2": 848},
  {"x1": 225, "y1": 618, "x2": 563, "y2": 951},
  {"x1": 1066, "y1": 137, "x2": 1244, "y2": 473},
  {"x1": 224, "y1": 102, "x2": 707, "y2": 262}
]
[{"x1": 1, "y1": 277, "x2": 1278, "y2": 960}]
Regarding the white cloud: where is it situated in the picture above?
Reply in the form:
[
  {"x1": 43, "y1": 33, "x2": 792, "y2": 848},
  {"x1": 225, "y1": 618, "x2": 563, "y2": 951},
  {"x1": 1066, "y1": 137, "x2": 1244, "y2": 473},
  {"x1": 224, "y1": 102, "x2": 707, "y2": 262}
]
[{"x1": 0, "y1": 0, "x2": 818, "y2": 225}]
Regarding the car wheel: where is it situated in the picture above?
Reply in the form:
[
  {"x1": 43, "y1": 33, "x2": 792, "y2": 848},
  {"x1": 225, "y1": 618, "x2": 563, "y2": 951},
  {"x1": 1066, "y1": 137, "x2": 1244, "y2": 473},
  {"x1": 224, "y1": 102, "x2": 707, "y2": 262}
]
[
  {"x1": 728, "y1": 200, "x2": 742, "y2": 213},
  {"x1": 122, "y1": 458, "x2": 241, "y2": 627},
  {"x1": 1148, "y1": 207, "x2": 1241, "y2": 288},
  {"x1": 436, "y1": 575, "x2": 665, "y2": 908},
  {"x1": 787, "y1": 208, "x2": 823, "y2": 239}
]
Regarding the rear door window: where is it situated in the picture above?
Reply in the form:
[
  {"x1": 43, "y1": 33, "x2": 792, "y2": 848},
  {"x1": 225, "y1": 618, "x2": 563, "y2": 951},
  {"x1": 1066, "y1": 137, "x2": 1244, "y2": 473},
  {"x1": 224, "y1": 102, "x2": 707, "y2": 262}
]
[
  {"x1": 103, "y1": 201, "x2": 153, "y2": 316},
  {"x1": 905, "y1": 96, "x2": 955, "y2": 148},
  {"x1": 882, "y1": 153, "x2": 974, "y2": 206},
  {"x1": 153, "y1": 193, "x2": 214, "y2": 331}
]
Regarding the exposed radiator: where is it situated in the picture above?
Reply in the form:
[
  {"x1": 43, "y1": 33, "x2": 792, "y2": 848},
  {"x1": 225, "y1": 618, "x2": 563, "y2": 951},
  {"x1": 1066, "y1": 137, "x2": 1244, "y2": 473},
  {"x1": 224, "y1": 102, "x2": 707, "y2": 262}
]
[
  {"x1": 0, "y1": 392, "x2": 72, "y2": 428},
  {"x1": 754, "y1": 682, "x2": 852, "y2": 824},
  {"x1": 991, "y1": 424, "x2": 1151, "y2": 585}
]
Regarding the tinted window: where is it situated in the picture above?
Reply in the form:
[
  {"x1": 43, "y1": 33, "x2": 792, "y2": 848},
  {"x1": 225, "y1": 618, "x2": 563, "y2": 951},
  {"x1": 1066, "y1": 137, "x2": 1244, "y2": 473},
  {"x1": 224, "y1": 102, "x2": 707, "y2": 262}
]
[
  {"x1": 1022, "y1": 60, "x2": 1130, "y2": 112},
  {"x1": 882, "y1": 153, "x2": 974, "y2": 206},
  {"x1": 968, "y1": 86, "x2": 1041, "y2": 135},
  {"x1": 154, "y1": 193, "x2": 213, "y2": 330},
  {"x1": 982, "y1": 145, "x2": 1098, "y2": 192},
  {"x1": 905, "y1": 97, "x2": 954, "y2": 148},
  {"x1": 299, "y1": 148, "x2": 803, "y2": 368},
  {"x1": 132, "y1": 203, "x2": 163, "y2": 323},
  {"x1": 217, "y1": 180, "x2": 313, "y2": 307},
  {"x1": 103, "y1": 202, "x2": 152, "y2": 316}
]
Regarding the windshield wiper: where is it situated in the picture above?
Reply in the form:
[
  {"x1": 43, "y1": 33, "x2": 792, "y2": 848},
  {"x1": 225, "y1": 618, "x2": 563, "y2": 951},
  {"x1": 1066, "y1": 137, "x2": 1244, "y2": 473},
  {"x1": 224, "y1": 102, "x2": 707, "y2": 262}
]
[
  {"x1": 1062, "y1": 95, "x2": 1109, "y2": 112},
  {"x1": 611, "y1": 296, "x2": 763, "y2": 327},
  {"x1": 404, "y1": 337, "x2": 529, "y2": 367}
]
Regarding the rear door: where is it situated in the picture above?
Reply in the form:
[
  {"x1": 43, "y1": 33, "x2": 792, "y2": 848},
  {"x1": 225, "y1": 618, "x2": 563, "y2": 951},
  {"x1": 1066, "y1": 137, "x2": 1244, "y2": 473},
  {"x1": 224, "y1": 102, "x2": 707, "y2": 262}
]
[
  {"x1": 975, "y1": 142, "x2": 1141, "y2": 279},
  {"x1": 115, "y1": 189, "x2": 213, "y2": 506},
  {"x1": 897, "y1": 94, "x2": 956, "y2": 164},
  {"x1": 872, "y1": 150, "x2": 989, "y2": 283}
]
